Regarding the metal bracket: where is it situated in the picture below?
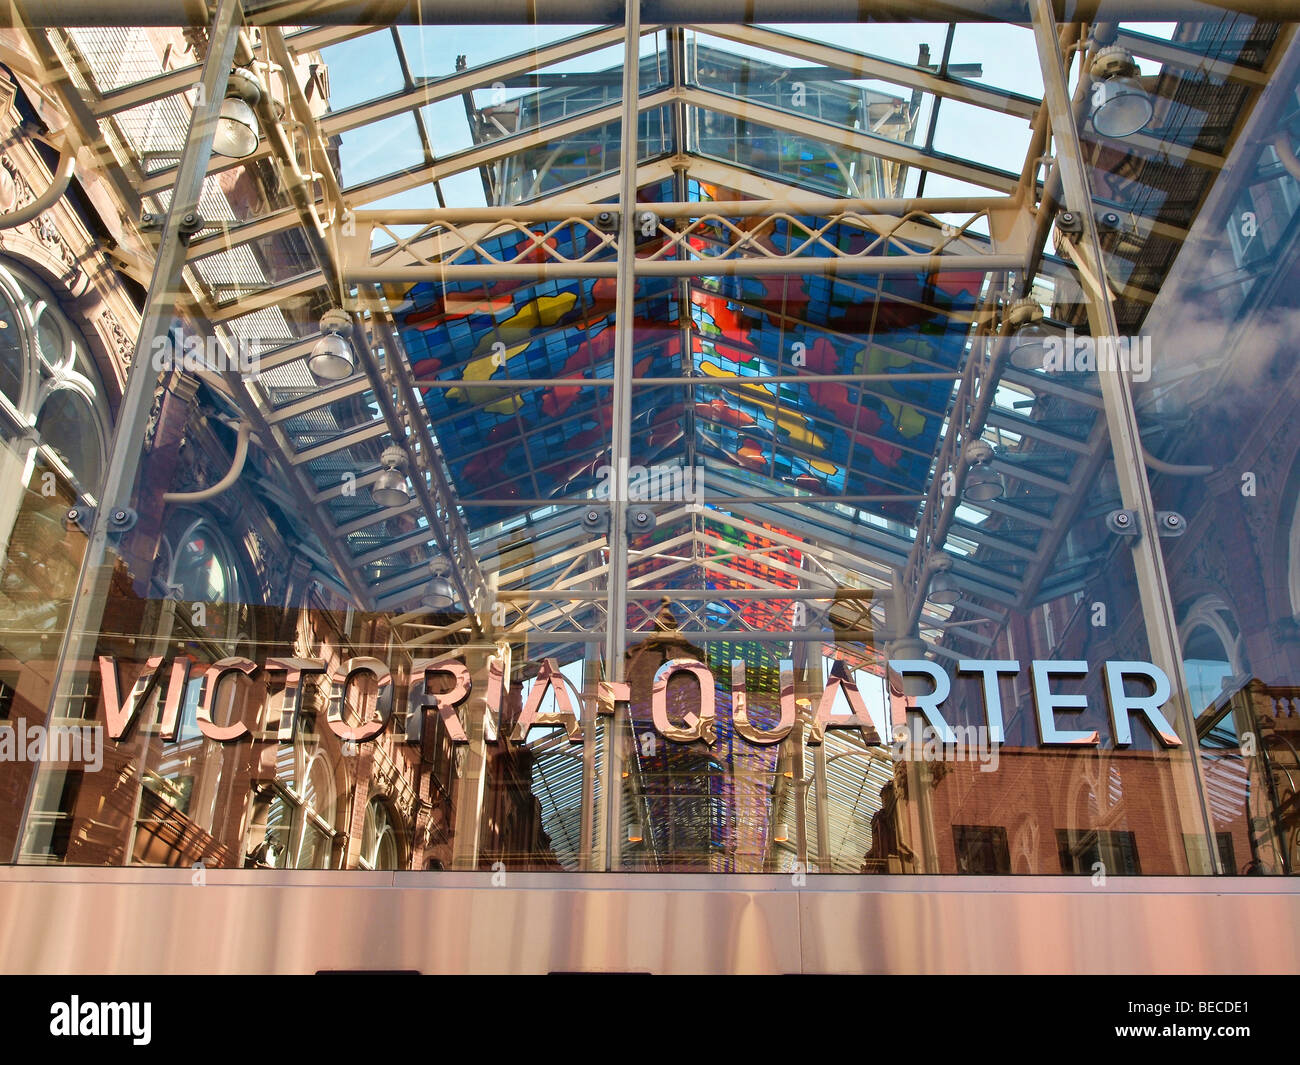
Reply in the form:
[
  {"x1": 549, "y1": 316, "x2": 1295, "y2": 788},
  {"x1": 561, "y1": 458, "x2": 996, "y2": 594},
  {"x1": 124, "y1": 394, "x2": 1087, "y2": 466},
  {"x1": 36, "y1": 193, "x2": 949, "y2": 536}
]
[
  {"x1": 143, "y1": 209, "x2": 206, "y2": 244},
  {"x1": 64, "y1": 504, "x2": 94, "y2": 535},
  {"x1": 627, "y1": 505, "x2": 657, "y2": 536},
  {"x1": 1095, "y1": 208, "x2": 1123, "y2": 233},
  {"x1": 106, "y1": 505, "x2": 138, "y2": 534},
  {"x1": 580, "y1": 506, "x2": 610, "y2": 534},
  {"x1": 1156, "y1": 511, "x2": 1186, "y2": 537},
  {"x1": 1105, "y1": 508, "x2": 1140, "y2": 537},
  {"x1": 1056, "y1": 209, "x2": 1084, "y2": 236},
  {"x1": 177, "y1": 210, "x2": 206, "y2": 244},
  {"x1": 593, "y1": 209, "x2": 619, "y2": 234}
]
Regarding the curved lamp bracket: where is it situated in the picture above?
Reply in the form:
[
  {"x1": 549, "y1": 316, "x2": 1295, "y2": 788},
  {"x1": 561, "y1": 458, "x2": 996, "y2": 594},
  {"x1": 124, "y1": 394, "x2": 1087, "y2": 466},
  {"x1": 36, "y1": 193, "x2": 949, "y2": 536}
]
[{"x1": 0, "y1": 150, "x2": 75, "y2": 229}]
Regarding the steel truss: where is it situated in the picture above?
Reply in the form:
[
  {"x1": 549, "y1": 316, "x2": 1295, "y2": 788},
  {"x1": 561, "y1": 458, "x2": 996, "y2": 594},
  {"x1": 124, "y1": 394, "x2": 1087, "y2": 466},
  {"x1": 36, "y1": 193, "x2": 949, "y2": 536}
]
[{"x1": 345, "y1": 197, "x2": 1022, "y2": 284}]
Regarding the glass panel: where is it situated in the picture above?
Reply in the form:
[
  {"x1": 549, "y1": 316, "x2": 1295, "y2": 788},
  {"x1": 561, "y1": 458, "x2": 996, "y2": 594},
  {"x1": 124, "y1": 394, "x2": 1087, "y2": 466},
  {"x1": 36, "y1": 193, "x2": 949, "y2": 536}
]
[
  {"x1": 395, "y1": 25, "x2": 605, "y2": 81},
  {"x1": 338, "y1": 112, "x2": 426, "y2": 190},
  {"x1": 759, "y1": 24, "x2": 953, "y2": 69},
  {"x1": 0, "y1": 9, "x2": 1291, "y2": 883},
  {"x1": 1120, "y1": 26, "x2": 1300, "y2": 875},
  {"x1": 948, "y1": 24, "x2": 1045, "y2": 98},
  {"x1": 929, "y1": 100, "x2": 1032, "y2": 174},
  {"x1": 318, "y1": 31, "x2": 406, "y2": 111}
]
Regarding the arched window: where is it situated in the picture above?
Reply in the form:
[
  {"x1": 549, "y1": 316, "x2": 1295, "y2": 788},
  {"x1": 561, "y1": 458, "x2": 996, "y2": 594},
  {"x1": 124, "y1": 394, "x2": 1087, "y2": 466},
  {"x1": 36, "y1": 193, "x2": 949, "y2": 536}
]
[
  {"x1": 294, "y1": 751, "x2": 338, "y2": 869},
  {"x1": 242, "y1": 746, "x2": 340, "y2": 870},
  {"x1": 360, "y1": 796, "x2": 401, "y2": 870},
  {"x1": 155, "y1": 512, "x2": 246, "y2": 647},
  {"x1": 0, "y1": 282, "x2": 24, "y2": 408},
  {"x1": 1179, "y1": 595, "x2": 1245, "y2": 723},
  {"x1": 144, "y1": 512, "x2": 252, "y2": 749},
  {"x1": 0, "y1": 259, "x2": 109, "y2": 497}
]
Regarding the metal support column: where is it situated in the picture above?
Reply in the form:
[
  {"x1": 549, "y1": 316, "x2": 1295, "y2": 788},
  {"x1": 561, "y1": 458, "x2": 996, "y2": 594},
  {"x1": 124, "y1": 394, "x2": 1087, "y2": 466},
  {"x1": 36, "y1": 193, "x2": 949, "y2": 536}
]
[
  {"x1": 12, "y1": 0, "x2": 245, "y2": 861},
  {"x1": 601, "y1": 0, "x2": 641, "y2": 872},
  {"x1": 580, "y1": 644, "x2": 600, "y2": 870},
  {"x1": 1030, "y1": 0, "x2": 1223, "y2": 872}
]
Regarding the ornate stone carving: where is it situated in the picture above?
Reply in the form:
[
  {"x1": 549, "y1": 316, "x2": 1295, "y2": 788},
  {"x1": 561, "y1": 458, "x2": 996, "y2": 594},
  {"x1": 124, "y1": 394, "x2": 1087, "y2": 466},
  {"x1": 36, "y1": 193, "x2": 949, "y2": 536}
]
[
  {"x1": 248, "y1": 528, "x2": 288, "y2": 605},
  {"x1": 0, "y1": 151, "x2": 85, "y2": 292},
  {"x1": 98, "y1": 307, "x2": 134, "y2": 366}
]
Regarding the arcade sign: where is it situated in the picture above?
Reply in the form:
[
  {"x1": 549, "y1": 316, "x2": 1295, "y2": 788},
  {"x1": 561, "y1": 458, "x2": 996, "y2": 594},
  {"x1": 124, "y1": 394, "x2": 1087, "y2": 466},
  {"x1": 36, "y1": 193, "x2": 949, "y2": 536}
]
[{"x1": 95, "y1": 651, "x2": 1184, "y2": 751}]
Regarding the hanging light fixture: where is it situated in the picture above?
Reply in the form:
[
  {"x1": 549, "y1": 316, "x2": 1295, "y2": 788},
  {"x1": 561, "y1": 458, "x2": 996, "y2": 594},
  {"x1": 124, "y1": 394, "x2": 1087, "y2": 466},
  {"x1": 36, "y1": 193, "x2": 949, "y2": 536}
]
[
  {"x1": 962, "y1": 439, "x2": 1004, "y2": 503},
  {"x1": 422, "y1": 577, "x2": 454, "y2": 611},
  {"x1": 308, "y1": 308, "x2": 356, "y2": 382},
  {"x1": 213, "y1": 66, "x2": 263, "y2": 159},
  {"x1": 928, "y1": 571, "x2": 962, "y2": 606},
  {"x1": 964, "y1": 463, "x2": 1004, "y2": 502},
  {"x1": 626, "y1": 823, "x2": 644, "y2": 844},
  {"x1": 926, "y1": 552, "x2": 961, "y2": 606},
  {"x1": 773, "y1": 823, "x2": 790, "y2": 844},
  {"x1": 1089, "y1": 46, "x2": 1153, "y2": 139},
  {"x1": 1005, "y1": 298, "x2": 1052, "y2": 371},
  {"x1": 422, "y1": 560, "x2": 455, "y2": 611},
  {"x1": 371, "y1": 446, "x2": 410, "y2": 507}
]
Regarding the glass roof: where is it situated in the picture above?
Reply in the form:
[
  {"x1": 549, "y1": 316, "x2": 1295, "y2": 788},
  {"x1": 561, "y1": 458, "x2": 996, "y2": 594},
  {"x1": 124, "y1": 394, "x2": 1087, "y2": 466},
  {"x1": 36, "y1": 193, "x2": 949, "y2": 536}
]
[{"x1": 25, "y1": 8, "x2": 1288, "y2": 632}]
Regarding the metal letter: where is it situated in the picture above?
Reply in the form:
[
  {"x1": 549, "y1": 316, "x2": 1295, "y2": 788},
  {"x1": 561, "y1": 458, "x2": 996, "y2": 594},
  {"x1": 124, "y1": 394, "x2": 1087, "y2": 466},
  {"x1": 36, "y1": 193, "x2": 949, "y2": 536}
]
[
  {"x1": 1030, "y1": 660, "x2": 1099, "y2": 746},
  {"x1": 196, "y1": 657, "x2": 258, "y2": 741},
  {"x1": 325, "y1": 657, "x2": 394, "y2": 743},
  {"x1": 1104, "y1": 660, "x2": 1181, "y2": 747},
  {"x1": 157, "y1": 655, "x2": 195, "y2": 741},
  {"x1": 807, "y1": 660, "x2": 886, "y2": 746},
  {"x1": 408, "y1": 659, "x2": 471, "y2": 744},
  {"x1": 97, "y1": 655, "x2": 165, "y2": 741},
  {"x1": 732, "y1": 659, "x2": 794, "y2": 744},
  {"x1": 956, "y1": 659, "x2": 1018, "y2": 744},
  {"x1": 651, "y1": 659, "x2": 716, "y2": 744},
  {"x1": 262, "y1": 657, "x2": 326, "y2": 741},
  {"x1": 889, "y1": 659, "x2": 956, "y2": 743},
  {"x1": 513, "y1": 658, "x2": 582, "y2": 744}
]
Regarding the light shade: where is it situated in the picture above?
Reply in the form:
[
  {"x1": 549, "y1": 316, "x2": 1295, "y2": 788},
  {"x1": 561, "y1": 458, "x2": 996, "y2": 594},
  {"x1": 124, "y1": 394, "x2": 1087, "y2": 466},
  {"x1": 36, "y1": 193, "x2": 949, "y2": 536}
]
[
  {"x1": 213, "y1": 95, "x2": 260, "y2": 158},
  {"x1": 964, "y1": 463, "x2": 1005, "y2": 502},
  {"x1": 1092, "y1": 76, "x2": 1153, "y2": 138},
  {"x1": 1009, "y1": 321, "x2": 1054, "y2": 371},
  {"x1": 929, "y1": 571, "x2": 962, "y2": 606},
  {"x1": 626, "y1": 823, "x2": 644, "y2": 843},
  {"x1": 773, "y1": 823, "x2": 790, "y2": 843},
  {"x1": 371, "y1": 467, "x2": 410, "y2": 508},
  {"x1": 422, "y1": 575, "x2": 455, "y2": 611},
  {"x1": 308, "y1": 331, "x2": 355, "y2": 381}
]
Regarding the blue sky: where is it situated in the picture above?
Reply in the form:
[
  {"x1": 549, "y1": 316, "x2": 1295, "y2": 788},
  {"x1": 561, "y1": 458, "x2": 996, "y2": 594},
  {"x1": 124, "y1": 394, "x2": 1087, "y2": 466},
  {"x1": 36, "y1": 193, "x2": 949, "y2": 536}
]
[{"x1": 319, "y1": 20, "x2": 1179, "y2": 210}]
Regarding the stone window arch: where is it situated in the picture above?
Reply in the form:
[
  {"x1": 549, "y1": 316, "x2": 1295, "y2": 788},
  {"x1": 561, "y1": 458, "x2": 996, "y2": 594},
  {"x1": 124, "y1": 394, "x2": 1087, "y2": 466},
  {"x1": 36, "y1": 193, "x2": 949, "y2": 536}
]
[{"x1": 1178, "y1": 594, "x2": 1246, "y2": 720}]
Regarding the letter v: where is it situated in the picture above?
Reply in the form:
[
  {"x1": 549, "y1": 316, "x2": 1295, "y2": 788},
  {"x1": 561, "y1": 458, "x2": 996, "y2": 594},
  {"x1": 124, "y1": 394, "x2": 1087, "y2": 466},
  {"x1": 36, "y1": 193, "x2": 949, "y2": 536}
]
[{"x1": 99, "y1": 655, "x2": 166, "y2": 740}]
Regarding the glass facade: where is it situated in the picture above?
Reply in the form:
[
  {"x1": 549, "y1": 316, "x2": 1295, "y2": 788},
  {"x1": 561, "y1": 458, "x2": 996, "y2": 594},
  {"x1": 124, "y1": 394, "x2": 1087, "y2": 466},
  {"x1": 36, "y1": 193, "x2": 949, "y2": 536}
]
[{"x1": 0, "y1": 3, "x2": 1297, "y2": 880}]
